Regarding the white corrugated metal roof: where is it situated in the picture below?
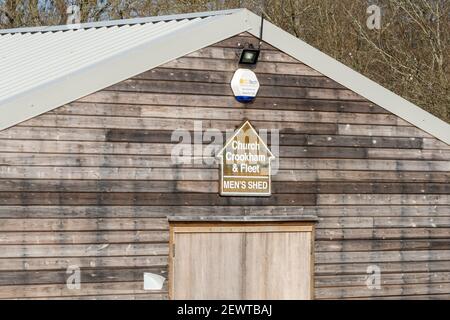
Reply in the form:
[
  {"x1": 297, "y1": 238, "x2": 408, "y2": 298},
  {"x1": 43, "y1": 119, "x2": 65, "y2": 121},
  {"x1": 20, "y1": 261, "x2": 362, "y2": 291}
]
[
  {"x1": 0, "y1": 9, "x2": 249, "y2": 131},
  {"x1": 1, "y1": 19, "x2": 201, "y2": 102},
  {"x1": 0, "y1": 8, "x2": 449, "y2": 145}
]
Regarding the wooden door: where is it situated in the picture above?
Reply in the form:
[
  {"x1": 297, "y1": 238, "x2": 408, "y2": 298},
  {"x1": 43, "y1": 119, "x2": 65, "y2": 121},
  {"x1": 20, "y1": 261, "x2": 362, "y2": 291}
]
[{"x1": 169, "y1": 223, "x2": 314, "y2": 300}]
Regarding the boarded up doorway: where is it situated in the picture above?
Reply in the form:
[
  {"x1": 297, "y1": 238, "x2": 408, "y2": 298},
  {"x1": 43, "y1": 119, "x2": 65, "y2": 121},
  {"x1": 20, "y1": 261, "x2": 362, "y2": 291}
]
[{"x1": 169, "y1": 220, "x2": 315, "y2": 300}]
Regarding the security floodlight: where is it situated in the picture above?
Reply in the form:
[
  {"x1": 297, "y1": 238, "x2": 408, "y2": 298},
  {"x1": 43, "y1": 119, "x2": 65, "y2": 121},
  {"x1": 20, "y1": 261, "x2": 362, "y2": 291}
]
[{"x1": 239, "y1": 48, "x2": 260, "y2": 65}]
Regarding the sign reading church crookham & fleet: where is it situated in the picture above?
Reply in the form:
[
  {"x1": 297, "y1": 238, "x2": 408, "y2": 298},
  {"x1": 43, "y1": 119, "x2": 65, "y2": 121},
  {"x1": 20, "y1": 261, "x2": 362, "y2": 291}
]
[{"x1": 217, "y1": 121, "x2": 275, "y2": 196}]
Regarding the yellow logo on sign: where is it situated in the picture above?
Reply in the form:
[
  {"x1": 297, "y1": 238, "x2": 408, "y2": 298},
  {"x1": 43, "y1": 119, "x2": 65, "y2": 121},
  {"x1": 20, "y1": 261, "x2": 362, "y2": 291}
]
[{"x1": 239, "y1": 77, "x2": 258, "y2": 85}]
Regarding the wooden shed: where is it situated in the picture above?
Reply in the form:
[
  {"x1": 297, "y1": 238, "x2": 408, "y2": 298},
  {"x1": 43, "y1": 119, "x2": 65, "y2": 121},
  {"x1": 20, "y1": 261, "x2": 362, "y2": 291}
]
[{"x1": 0, "y1": 9, "x2": 449, "y2": 300}]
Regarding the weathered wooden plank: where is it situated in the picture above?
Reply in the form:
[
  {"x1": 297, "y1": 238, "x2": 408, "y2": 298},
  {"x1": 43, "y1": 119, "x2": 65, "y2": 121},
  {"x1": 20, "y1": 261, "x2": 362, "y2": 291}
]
[
  {"x1": 368, "y1": 148, "x2": 450, "y2": 160},
  {"x1": 316, "y1": 239, "x2": 450, "y2": 252},
  {"x1": 0, "y1": 281, "x2": 159, "y2": 299},
  {"x1": 106, "y1": 129, "x2": 170, "y2": 144},
  {"x1": 315, "y1": 272, "x2": 450, "y2": 287},
  {"x1": 0, "y1": 218, "x2": 168, "y2": 231},
  {"x1": 0, "y1": 243, "x2": 168, "y2": 258},
  {"x1": 107, "y1": 79, "x2": 366, "y2": 101},
  {"x1": 278, "y1": 158, "x2": 450, "y2": 172},
  {"x1": 0, "y1": 142, "x2": 371, "y2": 158},
  {"x1": 105, "y1": 130, "x2": 423, "y2": 148},
  {"x1": 0, "y1": 127, "x2": 106, "y2": 141},
  {"x1": 0, "y1": 256, "x2": 168, "y2": 271},
  {"x1": 0, "y1": 153, "x2": 196, "y2": 168},
  {"x1": 2, "y1": 167, "x2": 449, "y2": 183},
  {"x1": 0, "y1": 205, "x2": 448, "y2": 219},
  {"x1": 371, "y1": 293, "x2": 450, "y2": 300},
  {"x1": 280, "y1": 134, "x2": 420, "y2": 148},
  {"x1": 2, "y1": 180, "x2": 450, "y2": 195},
  {"x1": 315, "y1": 260, "x2": 450, "y2": 275},
  {"x1": 274, "y1": 170, "x2": 450, "y2": 183},
  {"x1": 315, "y1": 250, "x2": 450, "y2": 264},
  {"x1": 299, "y1": 144, "x2": 413, "y2": 160},
  {"x1": 338, "y1": 124, "x2": 431, "y2": 138},
  {"x1": 0, "y1": 230, "x2": 169, "y2": 245},
  {"x1": 1, "y1": 127, "x2": 358, "y2": 146},
  {"x1": 316, "y1": 228, "x2": 450, "y2": 240},
  {"x1": 2, "y1": 153, "x2": 449, "y2": 172},
  {"x1": 0, "y1": 167, "x2": 219, "y2": 180},
  {"x1": 53, "y1": 103, "x2": 403, "y2": 126},
  {"x1": 0, "y1": 126, "x2": 426, "y2": 150},
  {"x1": 161, "y1": 57, "x2": 324, "y2": 76},
  {"x1": 185, "y1": 47, "x2": 299, "y2": 63},
  {"x1": 316, "y1": 217, "x2": 374, "y2": 229},
  {"x1": 315, "y1": 282, "x2": 450, "y2": 299},
  {"x1": 312, "y1": 206, "x2": 450, "y2": 217},
  {"x1": 138, "y1": 67, "x2": 348, "y2": 90},
  {"x1": 0, "y1": 205, "x2": 242, "y2": 218},
  {"x1": 373, "y1": 217, "x2": 450, "y2": 228},
  {"x1": 0, "y1": 192, "x2": 316, "y2": 206},
  {"x1": 275, "y1": 182, "x2": 450, "y2": 194},
  {"x1": 20, "y1": 115, "x2": 338, "y2": 134},
  {"x1": 4, "y1": 140, "x2": 447, "y2": 160},
  {"x1": 2, "y1": 126, "x2": 147, "y2": 143},
  {"x1": 0, "y1": 140, "x2": 174, "y2": 154},
  {"x1": 0, "y1": 180, "x2": 218, "y2": 193},
  {"x1": 34, "y1": 293, "x2": 168, "y2": 300},
  {"x1": 422, "y1": 138, "x2": 450, "y2": 150},
  {"x1": 78, "y1": 91, "x2": 383, "y2": 113},
  {"x1": 0, "y1": 267, "x2": 165, "y2": 286},
  {"x1": 317, "y1": 194, "x2": 450, "y2": 206}
]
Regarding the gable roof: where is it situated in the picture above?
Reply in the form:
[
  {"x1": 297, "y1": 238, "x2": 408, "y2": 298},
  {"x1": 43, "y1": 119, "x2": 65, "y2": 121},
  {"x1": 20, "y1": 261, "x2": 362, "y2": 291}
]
[{"x1": 0, "y1": 8, "x2": 449, "y2": 145}]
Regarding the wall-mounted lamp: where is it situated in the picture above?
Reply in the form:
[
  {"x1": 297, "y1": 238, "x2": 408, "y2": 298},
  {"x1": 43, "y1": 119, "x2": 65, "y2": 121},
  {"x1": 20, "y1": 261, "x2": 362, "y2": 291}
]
[{"x1": 239, "y1": 47, "x2": 260, "y2": 65}]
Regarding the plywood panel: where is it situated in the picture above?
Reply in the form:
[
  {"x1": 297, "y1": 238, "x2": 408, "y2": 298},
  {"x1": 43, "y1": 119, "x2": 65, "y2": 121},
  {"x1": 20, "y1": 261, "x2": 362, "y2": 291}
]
[
  {"x1": 173, "y1": 232, "x2": 244, "y2": 299},
  {"x1": 171, "y1": 224, "x2": 313, "y2": 300},
  {"x1": 244, "y1": 232, "x2": 311, "y2": 299}
]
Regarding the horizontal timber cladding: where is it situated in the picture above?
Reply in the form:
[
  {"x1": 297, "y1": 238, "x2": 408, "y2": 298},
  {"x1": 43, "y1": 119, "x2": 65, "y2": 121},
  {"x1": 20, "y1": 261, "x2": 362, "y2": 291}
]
[
  {"x1": 1, "y1": 181, "x2": 450, "y2": 194},
  {"x1": 0, "y1": 32, "x2": 449, "y2": 300}
]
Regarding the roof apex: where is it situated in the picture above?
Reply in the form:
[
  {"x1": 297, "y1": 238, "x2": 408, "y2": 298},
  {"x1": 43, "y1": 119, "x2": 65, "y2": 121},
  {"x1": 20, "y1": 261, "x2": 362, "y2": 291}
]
[{"x1": 216, "y1": 120, "x2": 275, "y2": 159}]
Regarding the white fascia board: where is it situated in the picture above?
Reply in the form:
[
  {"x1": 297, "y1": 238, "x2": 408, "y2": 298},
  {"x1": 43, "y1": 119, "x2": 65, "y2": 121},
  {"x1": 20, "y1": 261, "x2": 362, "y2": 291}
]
[
  {"x1": 243, "y1": 10, "x2": 450, "y2": 145},
  {"x1": 0, "y1": 10, "x2": 251, "y2": 131}
]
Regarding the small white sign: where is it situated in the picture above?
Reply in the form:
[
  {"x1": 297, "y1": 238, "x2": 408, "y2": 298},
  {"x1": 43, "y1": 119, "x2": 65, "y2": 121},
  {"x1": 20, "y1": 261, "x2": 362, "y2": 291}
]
[
  {"x1": 143, "y1": 272, "x2": 166, "y2": 290},
  {"x1": 231, "y1": 69, "x2": 260, "y2": 103}
]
